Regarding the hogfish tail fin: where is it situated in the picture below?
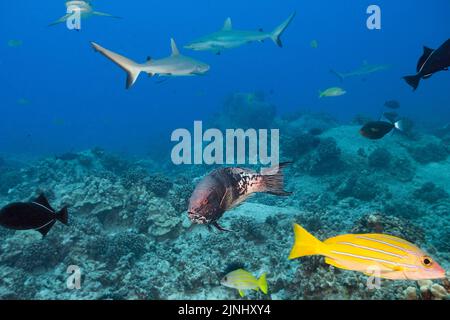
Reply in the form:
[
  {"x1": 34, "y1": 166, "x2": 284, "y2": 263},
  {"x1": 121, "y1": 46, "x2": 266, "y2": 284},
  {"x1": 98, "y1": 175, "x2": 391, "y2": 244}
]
[
  {"x1": 270, "y1": 12, "x2": 296, "y2": 47},
  {"x1": 260, "y1": 162, "x2": 292, "y2": 196}
]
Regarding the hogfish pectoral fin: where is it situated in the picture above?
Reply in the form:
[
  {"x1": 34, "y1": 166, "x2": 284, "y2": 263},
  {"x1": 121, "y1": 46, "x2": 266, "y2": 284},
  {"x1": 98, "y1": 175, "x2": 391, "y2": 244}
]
[
  {"x1": 36, "y1": 220, "x2": 56, "y2": 238},
  {"x1": 212, "y1": 222, "x2": 233, "y2": 232}
]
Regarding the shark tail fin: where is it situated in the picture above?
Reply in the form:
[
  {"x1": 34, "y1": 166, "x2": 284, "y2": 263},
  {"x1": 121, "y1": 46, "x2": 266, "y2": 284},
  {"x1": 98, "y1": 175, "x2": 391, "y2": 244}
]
[
  {"x1": 403, "y1": 74, "x2": 421, "y2": 91},
  {"x1": 91, "y1": 42, "x2": 142, "y2": 89},
  {"x1": 330, "y1": 69, "x2": 344, "y2": 82},
  {"x1": 271, "y1": 12, "x2": 296, "y2": 48}
]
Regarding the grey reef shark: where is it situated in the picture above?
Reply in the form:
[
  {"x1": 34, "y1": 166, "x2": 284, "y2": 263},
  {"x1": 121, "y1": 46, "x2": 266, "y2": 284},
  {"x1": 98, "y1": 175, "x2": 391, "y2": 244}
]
[
  {"x1": 49, "y1": 0, "x2": 121, "y2": 26},
  {"x1": 91, "y1": 39, "x2": 210, "y2": 89},
  {"x1": 184, "y1": 12, "x2": 296, "y2": 55},
  {"x1": 330, "y1": 61, "x2": 390, "y2": 81}
]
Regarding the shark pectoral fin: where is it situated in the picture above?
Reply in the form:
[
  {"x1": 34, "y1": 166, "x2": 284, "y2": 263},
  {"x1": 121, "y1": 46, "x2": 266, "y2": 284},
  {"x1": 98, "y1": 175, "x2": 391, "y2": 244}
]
[
  {"x1": 49, "y1": 14, "x2": 71, "y2": 26},
  {"x1": 92, "y1": 11, "x2": 121, "y2": 19}
]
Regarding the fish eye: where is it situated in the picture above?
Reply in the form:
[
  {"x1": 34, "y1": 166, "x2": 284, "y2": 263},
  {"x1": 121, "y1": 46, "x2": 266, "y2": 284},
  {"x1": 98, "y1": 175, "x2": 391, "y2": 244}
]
[{"x1": 421, "y1": 256, "x2": 433, "y2": 267}]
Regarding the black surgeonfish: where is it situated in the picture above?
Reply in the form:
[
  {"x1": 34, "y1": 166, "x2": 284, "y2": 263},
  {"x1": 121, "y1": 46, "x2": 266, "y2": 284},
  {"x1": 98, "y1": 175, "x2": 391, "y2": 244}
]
[
  {"x1": 360, "y1": 120, "x2": 403, "y2": 140},
  {"x1": 0, "y1": 194, "x2": 69, "y2": 237},
  {"x1": 403, "y1": 39, "x2": 450, "y2": 90}
]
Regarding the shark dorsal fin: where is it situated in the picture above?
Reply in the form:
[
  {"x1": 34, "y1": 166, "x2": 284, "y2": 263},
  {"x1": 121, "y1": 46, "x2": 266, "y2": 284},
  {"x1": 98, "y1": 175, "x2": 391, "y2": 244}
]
[
  {"x1": 222, "y1": 18, "x2": 232, "y2": 31},
  {"x1": 170, "y1": 38, "x2": 180, "y2": 56}
]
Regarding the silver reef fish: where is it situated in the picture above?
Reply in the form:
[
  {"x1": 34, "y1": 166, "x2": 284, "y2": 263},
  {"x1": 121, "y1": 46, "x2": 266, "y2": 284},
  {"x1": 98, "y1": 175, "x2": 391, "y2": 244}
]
[
  {"x1": 188, "y1": 163, "x2": 292, "y2": 231},
  {"x1": 184, "y1": 12, "x2": 296, "y2": 55},
  {"x1": 91, "y1": 39, "x2": 210, "y2": 89}
]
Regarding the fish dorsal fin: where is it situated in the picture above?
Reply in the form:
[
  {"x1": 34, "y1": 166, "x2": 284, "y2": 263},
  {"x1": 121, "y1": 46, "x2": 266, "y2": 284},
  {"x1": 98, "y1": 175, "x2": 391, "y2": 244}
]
[
  {"x1": 170, "y1": 38, "x2": 180, "y2": 56},
  {"x1": 423, "y1": 46, "x2": 434, "y2": 55},
  {"x1": 222, "y1": 18, "x2": 232, "y2": 31},
  {"x1": 34, "y1": 194, "x2": 54, "y2": 212},
  {"x1": 417, "y1": 46, "x2": 435, "y2": 72}
]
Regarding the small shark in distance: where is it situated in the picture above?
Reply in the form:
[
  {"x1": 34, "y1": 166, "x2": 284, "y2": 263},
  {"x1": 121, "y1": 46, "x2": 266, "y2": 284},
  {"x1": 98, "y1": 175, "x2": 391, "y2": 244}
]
[
  {"x1": 184, "y1": 12, "x2": 296, "y2": 55},
  {"x1": 330, "y1": 61, "x2": 390, "y2": 81},
  {"x1": 49, "y1": 1, "x2": 120, "y2": 26},
  {"x1": 91, "y1": 39, "x2": 210, "y2": 89}
]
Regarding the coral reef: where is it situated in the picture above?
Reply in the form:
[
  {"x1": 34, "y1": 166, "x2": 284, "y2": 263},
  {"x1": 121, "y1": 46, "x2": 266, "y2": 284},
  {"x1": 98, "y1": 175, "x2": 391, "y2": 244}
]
[
  {"x1": 302, "y1": 137, "x2": 342, "y2": 175},
  {"x1": 408, "y1": 142, "x2": 449, "y2": 164},
  {"x1": 413, "y1": 182, "x2": 449, "y2": 203},
  {"x1": 0, "y1": 120, "x2": 448, "y2": 301},
  {"x1": 368, "y1": 148, "x2": 392, "y2": 169}
]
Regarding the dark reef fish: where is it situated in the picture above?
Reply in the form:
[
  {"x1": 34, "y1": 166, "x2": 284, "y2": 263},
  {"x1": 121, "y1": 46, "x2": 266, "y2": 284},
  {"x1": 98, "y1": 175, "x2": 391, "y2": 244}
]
[
  {"x1": 188, "y1": 163, "x2": 292, "y2": 231},
  {"x1": 360, "y1": 120, "x2": 403, "y2": 140},
  {"x1": 0, "y1": 194, "x2": 69, "y2": 237},
  {"x1": 384, "y1": 100, "x2": 400, "y2": 109},
  {"x1": 403, "y1": 39, "x2": 450, "y2": 91}
]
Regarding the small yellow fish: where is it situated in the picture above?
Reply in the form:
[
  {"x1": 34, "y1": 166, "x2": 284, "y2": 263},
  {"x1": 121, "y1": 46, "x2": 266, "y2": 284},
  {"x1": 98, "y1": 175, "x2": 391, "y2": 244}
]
[
  {"x1": 319, "y1": 87, "x2": 346, "y2": 98},
  {"x1": 221, "y1": 269, "x2": 268, "y2": 297},
  {"x1": 7, "y1": 40, "x2": 23, "y2": 48},
  {"x1": 310, "y1": 40, "x2": 318, "y2": 49},
  {"x1": 289, "y1": 224, "x2": 446, "y2": 280}
]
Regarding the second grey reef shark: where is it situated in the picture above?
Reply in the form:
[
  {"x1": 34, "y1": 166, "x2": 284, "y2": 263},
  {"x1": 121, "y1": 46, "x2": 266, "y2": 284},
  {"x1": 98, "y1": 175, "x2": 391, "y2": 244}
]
[
  {"x1": 91, "y1": 39, "x2": 210, "y2": 89},
  {"x1": 49, "y1": 1, "x2": 120, "y2": 26},
  {"x1": 330, "y1": 61, "x2": 390, "y2": 81},
  {"x1": 184, "y1": 12, "x2": 296, "y2": 54}
]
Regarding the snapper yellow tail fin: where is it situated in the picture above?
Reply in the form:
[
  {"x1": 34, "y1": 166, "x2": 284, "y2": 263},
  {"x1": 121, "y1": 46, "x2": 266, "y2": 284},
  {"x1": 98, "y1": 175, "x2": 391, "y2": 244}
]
[
  {"x1": 288, "y1": 224, "x2": 325, "y2": 259},
  {"x1": 258, "y1": 273, "x2": 268, "y2": 294}
]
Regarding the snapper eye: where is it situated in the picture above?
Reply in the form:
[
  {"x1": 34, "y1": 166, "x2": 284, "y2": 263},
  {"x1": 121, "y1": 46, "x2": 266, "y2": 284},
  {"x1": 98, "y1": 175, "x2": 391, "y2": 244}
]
[{"x1": 421, "y1": 256, "x2": 433, "y2": 267}]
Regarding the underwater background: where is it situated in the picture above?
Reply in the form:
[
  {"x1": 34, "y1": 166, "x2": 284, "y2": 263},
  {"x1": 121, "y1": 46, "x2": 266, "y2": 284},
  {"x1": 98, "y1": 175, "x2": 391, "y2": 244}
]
[{"x1": 0, "y1": 0, "x2": 449, "y2": 299}]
